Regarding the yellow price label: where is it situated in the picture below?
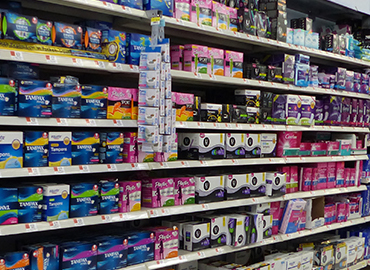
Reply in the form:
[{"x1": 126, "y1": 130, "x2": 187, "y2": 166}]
[{"x1": 151, "y1": 17, "x2": 160, "y2": 25}]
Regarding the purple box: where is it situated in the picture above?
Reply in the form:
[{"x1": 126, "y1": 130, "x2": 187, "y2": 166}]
[
  {"x1": 365, "y1": 100, "x2": 370, "y2": 127},
  {"x1": 350, "y1": 98, "x2": 358, "y2": 126},
  {"x1": 354, "y1": 72, "x2": 361, "y2": 92},
  {"x1": 271, "y1": 94, "x2": 287, "y2": 125},
  {"x1": 323, "y1": 95, "x2": 341, "y2": 126},
  {"x1": 314, "y1": 99, "x2": 324, "y2": 125},
  {"x1": 345, "y1": 70, "x2": 354, "y2": 92},
  {"x1": 358, "y1": 99, "x2": 364, "y2": 127},
  {"x1": 309, "y1": 65, "x2": 319, "y2": 87},
  {"x1": 341, "y1": 97, "x2": 352, "y2": 126},
  {"x1": 318, "y1": 72, "x2": 330, "y2": 89},
  {"x1": 334, "y1": 67, "x2": 346, "y2": 90},
  {"x1": 361, "y1": 73, "x2": 369, "y2": 94},
  {"x1": 142, "y1": 178, "x2": 174, "y2": 208}
]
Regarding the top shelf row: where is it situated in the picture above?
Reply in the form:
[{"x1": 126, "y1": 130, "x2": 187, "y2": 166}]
[{"x1": 33, "y1": 0, "x2": 370, "y2": 69}]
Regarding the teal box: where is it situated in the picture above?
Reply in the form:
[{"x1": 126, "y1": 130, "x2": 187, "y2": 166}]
[
  {"x1": 144, "y1": 0, "x2": 173, "y2": 16},
  {"x1": 48, "y1": 132, "x2": 71, "y2": 167},
  {"x1": 126, "y1": 33, "x2": 150, "y2": 65},
  {"x1": 81, "y1": 85, "x2": 108, "y2": 119},
  {"x1": 2, "y1": 12, "x2": 38, "y2": 42},
  {"x1": 102, "y1": 29, "x2": 126, "y2": 63},
  {"x1": 24, "y1": 131, "x2": 48, "y2": 167},
  {"x1": 36, "y1": 19, "x2": 53, "y2": 45},
  {"x1": 41, "y1": 184, "x2": 70, "y2": 221},
  {"x1": 0, "y1": 77, "x2": 17, "y2": 116},
  {"x1": 70, "y1": 183, "x2": 99, "y2": 218},
  {"x1": 4, "y1": 251, "x2": 30, "y2": 269},
  {"x1": 72, "y1": 132, "x2": 100, "y2": 165},
  {"x1": 99, "y1": 180, "x2": 119, "y2": 214},
  {"x1": 18, "y1": 186, "x2": 43, "y2": 223},
  {"x1": 119, "y1": 0, "x2": 143, "y2": 10}
]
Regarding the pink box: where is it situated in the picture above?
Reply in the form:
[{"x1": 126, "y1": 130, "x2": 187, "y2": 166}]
[
  {"x1": 349, "y1": 168, "x2": 356, "y2": 186},
  {"x1": 271, "y1": 201, "x2": 284, "y2": 235},
  {"x1": 312, "y1": 163, "x2": 327, "y2": 190},
  {"x1": 336, "y1": 202, "x2": 348, "y2": 223},
  {"x1": 174, "y1": 177, "x2": 195, "y2": 206},
  {"x1": 344, "y1": 168, "x2": 351, "y2": 187},
  {"x1": 327, "y1": 141, "x2": 340, "y2": 155},
  {"x1": 327, "y1": 163, "x2": 336, "y2": 188},
  {"x1": 290, "y1": 166, "x2": 298, "y2": 193},
  {"x1": 356, "y1": 140, "x2": 364, "y2": 150},
  {"x1": 183, "y1": 44, "x2": 209, "y2": 73},
  {"x1": 150, "y1": 227, "x2": 179, "y2": 260},
  {"x1": 336, "y1": 162, "x2": 345, "y2": 187},
  {"x1": 123, "y1": 132, "x2": 137, "y2": 163},
  {"x1": 208, "y1": 47, "x2": 225, "y2": 76},
  {"x1": 324, "y1": 204, "x2": 332, "y2": 225},
  {"x1": 190, "y1": 0, "x2": 212, "y2": 26},
  {"x1": 118, "y1": 181, "x2": 141, "y2": 212},
  {"x1": 131, "y1": 88, "x2": 138, "y2": 120},
  {"x1": 174, "y1": 0, "x2": 190, "y2": 21},
  {"x1": 281, "y1": 166, "x2": 291, "y2": 193},
  {"x1": 170, "y1": 45, "x2": 184, "y2": 70},
  {"x1": 277, "y1": 131, "x2": 302, "y2": 157},
  {"x1": 311, "y1": 142, "x2": 327, "y2": 156},
  {"x1": 298, "y1": 210, "x2": 306, "y2": 231},
  {"x1": 212, "y1": 1, "x2": 228, "y2": 30},
  {"x1": 224, "y1": 50, "x2": 243, "y2": 78},
  {"x1": 142, "y1": 178, "x2": 175, "y2": 208},
  {"x1": 299, "y1": 167, "x2": 312, "y2": 191},
  {"x1": 299, "y1": 142, "x2": 311, "y2": 156}
]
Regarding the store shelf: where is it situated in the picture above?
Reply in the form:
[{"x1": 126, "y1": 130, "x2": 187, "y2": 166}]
[
  {"x1": 0, "y1": 186, "x2": 364, "y2": 236},
  {"x1": 0, "y1": 116, "x2": 137, "y2": 128},
  {"x1": 33, "y1": 0, "x2": 370, "y2": 69},
  {"x1": 176, "y1": 122, "x2": 370, "y2": 133},
  {"x1": 133, "y1": 217, "x2": 370, "y2": 270},
  {"x1": 4, "y1": 155, "x2": 366, "y2": 179}
]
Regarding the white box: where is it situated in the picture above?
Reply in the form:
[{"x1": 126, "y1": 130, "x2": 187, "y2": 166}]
[
  {"x1": 138, "y1": 107, "x2": 159, "y2": 125},
  {"x1": 184, "y1": 222, "x2": 210, "y2": 251},
  {"x1": 299, "y1": 251, "x2": 313, "y2": 270},
  {"x1": 247, "y1": 203, "x2": 270, "y2": 214},
  {"x1": 346, "y1": 239, "x2": 358, "y2": 266},
  {"x1": 224, "y1": 174, "x2": 249, "y2": 200},
  {"x1": 159, "y1": 116, "x2": 165, "y2": 134},
  {"x1": 139, "y1": 88, "x2": 159, "y2": 107},
  {"x1": 261, "y1": 133, "x2": 277, "y2": 157},
  {"x1": 263, "y1": 215, "x2": 272, "y2": 239},
  {"x1": 139, "y1": 52, "x2": 161, "y2": 71},
  {"x1": 160, "y1": 96, "x2": 165, "y2": 116},
  {"x1": 333, "y1": 241, "x2": 347, "y2": 270},
  {"x1": 285, "y1": 253, "x2": 302, "y2": 270},
  {"x1": 225, "y1": 214, "x2": 247, "y2": 247},
  {"x1": 245, "y1": 133, "x2": 261, "y2": 158},
  {"x1": 299, "y1": 95, "x2": 315, "y2": 126},
  {"x1": 138, "y1": 125, "x2": 158, "y2": 144},
  {"x1": 248, "y1": 172, "x2": 266, "y2": 197},
  {"x1": 248, "y1": 213, "x2": 263, "y2": 243},
  {"x1": 225, "y1": 133, "x2": 246, "y2": 159},
  {"x1": 266, "y1": 172, "x2": 286, "y2": 197},
  {"x1": 203, "y1": 215, "x2": 227, "y2": 247},
  {"x1": 194, "y1": 176, "x2": 224, "y2": 204},
  {"x1": 165, "y1": 99, "x2": 172, "y2": 116},
  {"x1": 139, "y1": 70, "x2": 160, "y2": 89}
]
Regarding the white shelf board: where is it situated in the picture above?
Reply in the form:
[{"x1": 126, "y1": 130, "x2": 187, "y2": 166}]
[
  {"x1": 0, "y1": 186, "x2": 364, "y2": 236},
  {"x1": 33, "y1": 0, "x2": 370, "y2": 69},
  {"x1": 0, "y1": 116, "x2": 137, "y2": 128},
  {"x1": 140, "y1": 216, "x2": 370, "y2": 270},
  {"x1": 176, "y1": 122, "x2": 370, "y2": 133}
]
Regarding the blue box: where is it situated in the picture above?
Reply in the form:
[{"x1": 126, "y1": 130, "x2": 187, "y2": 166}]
[
  {"x1": 41, "y1": 184, "x2": 70, "y2": 221},
  {"x1": 144, "y1": 0, "x2": 173, "y2": 16},
  {"x1": 97, "y1": 236, "x2": 128, "y2": 270},
  {"x1": 126, "y1": 33, "x2": 151, "y2": 65},
  {"x1": 24, "y1": 131, "x2": 48, "y2": 168},
  {"x1": 84, "y1": 27, "x2": 102, "y2": 52},
  {"x1": 70, "y1": 183, "x2": 99, "y2": 218},
  {"x1": 48, "y1": 132, "x2": 71, "y2": 167},
  {"x1": 18, "y1": 80, "x2": 53, "y2": 118},
  {"x1": 51, "y1": 82, "x2": 81, "y2": 118},
  {"x1": 36, "y1": 19, "x2": 53, "y2": 45},
  {"x1": 119, "y1": 0, "x2": 143, "y2": 10},
  {"x1": 4, "y1": 252, "x2": 30, "y2": 270},
  {"x1": 0, "y1": 131, "x2": 23, "y2": 169},
  {"x1": 0, "y1": 62, "x2": 39, "y2": 80},
  {"x1": 81, "y1": 85, "x2": 108, "y2": 119},
  {"x1": 0, "y1": 78, "x2": 17, "y2": 116},
  {"x1": 25, "y1": 243, "x2": 59, "y2": 270},
  {"x1": 52, "y1": 22, "x2": 83, "y2": 49},
  {"x1": 99, "y1": 180, "x2": 119, "y2": 214},
  {"x1": 18, "y1": 186, "x2": 43, "y2": 223},
  {"x1": 294, "y1": 64, "x2": 309, "y2": 87},
  {"x1": 59, "y1": 242, "x2": 97, "y2": 270},
  {"x1": 2, "y1": 12, "x2": 38, "y2": 43},
  {"x1": 127, "y1": 231, "x2": 154, "y2": 265},
  {"x1": 98, "y1": 132, "x2": 124, "y2": 164},
  {"x1": 102, "y1": 30, "x2": 126, "y2": 63},
  {"x1": 72, "y1": 132, "x2": 100, "y2": 165},
  {"x1": 0, "y1": 187, "x2": 18, "y2": 210}
]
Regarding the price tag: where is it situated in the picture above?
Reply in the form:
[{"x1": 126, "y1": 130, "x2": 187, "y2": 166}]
[
  {"x1": 215, "y1": 248, "x2": 224, "y2": 254},
  {"x1": 202, "y1": 204, "x2": 209, "y2": 210},
  {"x1": 243, "y1": 79, "x2": 250, "y2": 84},
  {"x1": 73, "y1": 218, "x2": 85, "y2": 226},
  {"x1": 197, "y1": 23, "x2": 205, "y2": 30},
  {"x1": 200, "y1": 160, "x2": 208, "y2": 166},
  {"x1": 209, "y1": 74, "x2": 217, "y2": 80},
  {"x1": 181, "y1": 161, "x2": 190, "y2": 167},
  {"x1": 95, "y1": 61, "x2": 106, "y2": 69},
  {"x1": 197, "y1": 122, "x2": 205, "y2": 128},
  {"x1": 79, "y1": 165, "x2": 90, "y2": 173},
  {"x1": 194, "y1": 72, "x2": 202, "y2": 78},
  {"x1": 235, "y1": 124, "x2": 242, "y2": 129},
  {"x1": 72, "y1": 58, "x2": 83, "y2": 66},
  {"x1": 149, "y1": 209, "x2": 159, "y2": 217},
  {"x1": 151, "y1": 17, "x2": 161, "y2": 25},
  {"x1": 121, "y1": 5, "x2": 132, "y2": 13},
  {"x1": 161, "y1": 208, "x2": 170, "y2": 215},
  {"x1": 176, "y1": 18, "x2": 184, "y2": 25},
  {"x1": 129, "y1": 65, "x2": 139, "y2": 72},
  {"x1": 101, "y1": 215, "x2": 112, "y2": 222},
  {"x1": 112, "y1": 63, "x2": 123, "y2": 70},
  {"x1": 107, "y1": 164, "x2": 117, "y2": 171},
  {"x1": 26, "y1": 117, "x2": 39, "y2": 125},
  {"x1": 232, "y1": 159, "x2": 239, "y2": 165},
  {"x1": 159, "y1": 162, "x2": 169, "y2": 168},
  {"x1": 25, "y1": 223, "x2": 38, "y2": 232},
  {"x1": 102, "y1": 1, "x2": 114, "y2": 9},
  {"x1": 28, "y1": 168, "x2": 40, "y2": 176},
  {"x1": 197, "y1": 252, "x2": 206, "y2": 258},
  {"x1": 56, "y1": 118, "x2": 68, "y2": 126},
  {"x1": 10, "y1": 51, "x2": 23, "y2": 61},
  {"x1": 258, "y1": 81, "x2": 266, "y2": 87},
  {"x1": 45, "y1": 55, "x2": 58, "y2": 64},
  {"x1": 49, "y1": 221, "x2": 61, "y2": 229},
  {"x1": 156, "y1": 260, "x2": 165, "y2": 265},
  {"x1": 54, "y1": 167, "x2": 66, "y2": 174},
  {"x1": 119, "y1": 213, "x2": 129, "y2": 220},
  {"x1": 113, "y1": 120, "x2": 123, "y2": 126},
  {"x1": 179, "y1": 255, "x2": 187, "y2": 261},
  {"x1": 85, "y1": 119, "x2": 96, "y2": 126},
  {"x1": 233, "y1": 31, "x2": 241, "y2": 37},
  {"x1": 213, "y1": 123, "x2": 220, "y2": 128}
]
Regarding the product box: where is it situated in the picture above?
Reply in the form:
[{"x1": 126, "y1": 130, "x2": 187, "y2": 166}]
[
  {"x1": 99, "y1": 180, "x2": 119, "y2": 214},
  {"x1": 102, "y1": 29, "x2": 126, "y2": 63},
  {"x1": 99, "y1": 132, "x2": 124, "y2": 164},
  {"x1": 0, "y1": 78, "x2": 17, "y2": 116},
  {"x1": 0, "y1": 131, "x2": 22, "y2": 169},
  {"x1": 25, "y1": 243, "x2": 58, "y2": 270},
  {"x1": 51, "y1": 77, "x2": 81, "y2": 118},
  {"x1": 41, "y1": 184, "x2": 70, "y2": 221},
  {"x1": 59, "y1": 241, "x2": 97, "y2": 270},
  {"x1": 107, "y1": 87, "x2": 132, "y2": 119},
  {"x1": 190, "y1": 0, "x2": 212, "y2": 26},
  {"x1": 84, "y1": 27, "x2": 102, "y2": 52},
  {"x1": 119, "y1": 181, "x2": 141, "y2": 212},
  {"x1": 172, "y1": 92, "x2": 194, "y2": 121},
  {"x1": 248, "y1": 213, "x2": 263, "y2": 244},
  {"x1": 4, "y1": 252, "x2": 30, "y2": 270},
  {"x1": 127, "y1": 231, "x2": 155, "y2": 266},
  {"x1": 80, "y1": 85, "x2": 108, "y2": 119},
  {"x1": 266, "y1": 172, "x2": 286, "y2": 196},
  {"x1": 212, "y1": 2, "x2": 228, "y2": 30},
  {"x1": 263, "y1": 215, "x2": 273, "y2": 238},
  {"x1": 18, "y1": 186, "x2": 43, "y2": 223},
  {"x1": 97, "y1": 236, "x2": 128, "y2": 270},
  {"x1": 261, "y1": 133, "x2": 277, "y2": 157},
  {"x1": 170, "y1": 45, "x2": 184, "y2": 70},
  {"x1": 151, "y1": 227, "x2": 178, "y2": 260},
  {"x1": 23, "y1": 131, "x2": 48, "y2": 168},
  {"x1": 279, "y1": 199, "x2": 306, "y2": 234},
  {"x1": 18, "y1": 80, "x2": 53, "y2": 118},
  {"x1": 36, "y1": 19, "x2": 53, "y2": 45},
  {"x1": 224, "y1": 50, "x2": 243, "y2": 78},
  {"x1": 226, "y1": 215, "x2": 250, "y2": 247},
  {"x1": 70, "y1": 183, "x2": 99, "y2": 218},
  {"x1": 224, "y1": 174, "x2": 250, "y2": 200},
  {"x1": 178, "y1": 133, "x2": 225, "y2": 160},
  {"x1": 48, "y1": 132, "x2": 71, "y2": 167},
  {"x1": 300, "y1": 167, "x2": 312, "y2": 191},
  {"x1": 225, "y1": 133, "x2": 246, "y2": 159},
  {"x1": 294, "y1": 64, "x2": 309, "y2": 87},
  {"x1": 126, "y1": 33, "x2": 150, "y2": 65},
  {"x1": 247, "y1": 172, "x2": 266, "y2": 197},
  {"x1": 184, "y1": 222, "x2": 210, "y2": 251},
  {"x1": 333, "y1": 241, "x2": 347, "y2": 270},
  {"x1": 142, "y1": 178, "x2": 175, "y2": 208},
  {"x1": 208, "y1": 47, "x2": 225, "y2": 76},
  {"x1": 71, "y1": 132, "x2": 100, "y2": 165},
  {"x1": 299, "y1": 95, "x2": 315, "y2": 126},
  {"x1": 2, "y1": 12, "x2": 38, "y2": 43},
  {"x1": 200, "y1": 103, "x2": 221, "y2": 122},
  {"x1": 0, "y1": 187, "x2": 18, "y2": 225},
  {"x1": 245, "y1": 133, "x2": 261, "y2": 158},
  {"x1": 139, "y1": 88, "x2": 159, "y2": 107},
  {"x1": 202, "y1": 215, "x2": 227, "y2": 247},
  {"x1": 52, "y1": 22, "x2": 83, "y2": 49},
  {"x1": 184, "y1": 44, "x2": 209, "y2": 73},
  {"x1": 138, "y1": 107, "x2": 159, "y2": 126},
  {"x1": 234, "y1": 90, "x2": 260, "y2": 107},
  {"x1": 174, "y1": 177, "x2": 195, "y2": 205},
  {"x1": 276, "y1": 131, "x2": 302, "y2": 157},
  {"x1": 194, "y1": 175, "x2": 224, "y2": 203}
]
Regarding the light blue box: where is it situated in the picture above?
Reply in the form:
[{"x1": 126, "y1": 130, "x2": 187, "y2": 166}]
[
  {"x1": 144, "y1": 0, "x2": 173, "y2": 16},
  {"x1": 41, "y1": 184, "x2": 70, "y2": 221},
  {"x1": 293, "y1": 29, "x2": 305, "y2": 46},
  {"x1": 48, "y1": 132, "x2": 71, "y2": 167}
]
